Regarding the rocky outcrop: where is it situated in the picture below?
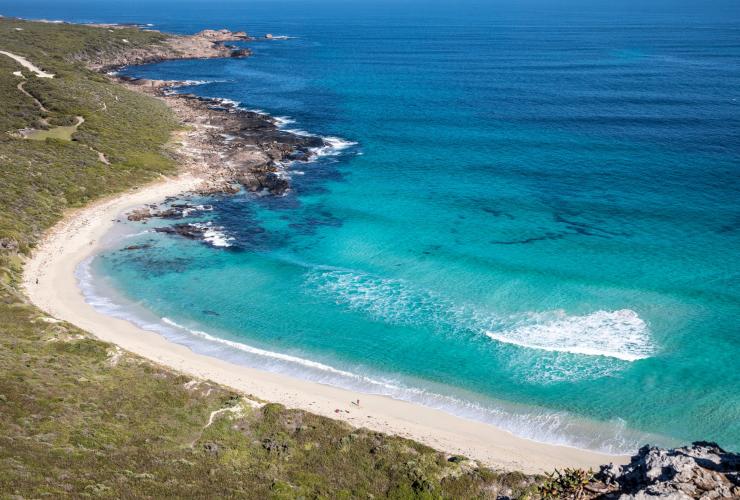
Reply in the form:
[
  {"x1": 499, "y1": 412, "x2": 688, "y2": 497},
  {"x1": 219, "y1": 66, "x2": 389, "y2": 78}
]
[
  {"x1": 117, "y1": 84, "x2": 326, "y2": 197},
  {"x1": 154, "y1": 223, "x2": 207, "y2": 240},
  {"x1": 230, "y1": 48, "x2": 252, "y2": 58},
  {"x1": 83, "y1": 24, "x2": 331, "y2": 199},
  {"x1": 587, "y1": 442, "x2": 740, "y2": 499},
  {"x1": 103, "y1": 25, "x2": 341, "y2": 249},
  {"x1": 194, "y1": 29, "x2": 251, "y2": 42},
  {"x1": 76, "y1": 29, "x2": 253, "y2": 71},
  {"x1": 126, "y1": 203, "x2": 213, "y2": 221}
]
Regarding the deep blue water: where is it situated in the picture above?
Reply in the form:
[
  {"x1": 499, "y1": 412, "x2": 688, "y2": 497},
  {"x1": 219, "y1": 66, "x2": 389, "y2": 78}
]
[{"x1": 7, "y1": 0, "x2": 740, "y2": 453}]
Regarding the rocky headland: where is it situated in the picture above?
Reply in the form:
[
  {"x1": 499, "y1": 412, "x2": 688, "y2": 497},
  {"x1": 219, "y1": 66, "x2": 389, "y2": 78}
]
[
  {"x1": 78, "y1": 25, "x2": 336, "y2": 198},
  {"x1": 73, "y1": 26, "x2": 334, "y2": 246},
  {"x1": 77, "y1": 28, "x2": 254, "y2": 71}
]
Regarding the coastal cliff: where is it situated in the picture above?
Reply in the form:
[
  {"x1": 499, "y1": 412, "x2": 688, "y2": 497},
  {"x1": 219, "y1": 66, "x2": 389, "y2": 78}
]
[{"x1": 0, "y1": 16, "x2": 737, "y2": 499}]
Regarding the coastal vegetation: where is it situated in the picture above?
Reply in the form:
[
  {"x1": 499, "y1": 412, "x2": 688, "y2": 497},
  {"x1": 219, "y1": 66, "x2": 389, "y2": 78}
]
[{"x1": 0, "y1": 18, "x2": 539, "y2": 498}]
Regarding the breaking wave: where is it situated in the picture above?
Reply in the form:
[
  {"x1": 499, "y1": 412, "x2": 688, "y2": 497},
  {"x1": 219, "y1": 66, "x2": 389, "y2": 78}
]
[
  {"x1": 486, "y1": 309, "x2": 651, "y2": 361},
  {"x1": 191, "y1": 221, "x2": 235, "y2": 248},
  {"x1": 304, "y1": 268, "x2": 654, "y2": 368}
]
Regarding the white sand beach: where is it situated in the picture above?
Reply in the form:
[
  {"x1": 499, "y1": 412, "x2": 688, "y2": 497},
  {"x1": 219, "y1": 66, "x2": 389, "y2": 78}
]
[{"x1": 23, "y1": 174, "x2": 627, "y2": 474}]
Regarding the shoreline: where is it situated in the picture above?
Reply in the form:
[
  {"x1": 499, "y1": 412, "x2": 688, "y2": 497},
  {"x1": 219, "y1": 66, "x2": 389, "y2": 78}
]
[
  {"x1": 22, "y1": 175, "x2": 627, "y2": 474},
  {"x1": 113, "y1": 78, "x2": 339, "y2": 198}
]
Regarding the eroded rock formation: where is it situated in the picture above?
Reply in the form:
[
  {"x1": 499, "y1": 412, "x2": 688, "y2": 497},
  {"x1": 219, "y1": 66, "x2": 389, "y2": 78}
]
[{"x1": 587, "y1": 442, "x2": 739, "y2": 499}]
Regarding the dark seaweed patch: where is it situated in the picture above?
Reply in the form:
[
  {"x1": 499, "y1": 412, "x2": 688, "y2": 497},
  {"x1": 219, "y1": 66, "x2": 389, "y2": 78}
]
[
  {"x1": 554, "y1": 213, "x2": 629, "y2": 238},
  {"x1": 119, "y1": 254, "x2": 197, "y2": 277},
  {"x1": 490, "y1": 232, "x2": 566, "y2": 245},
  {"x1": 481, "y1": 206, "x2": 515, "y2": 219},
  {"x1": 288, "y1": 212, "x2": 343, "y2": 236}
]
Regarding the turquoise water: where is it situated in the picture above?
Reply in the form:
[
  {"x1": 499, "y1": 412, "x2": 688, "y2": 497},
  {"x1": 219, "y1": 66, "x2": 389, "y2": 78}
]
[{"x1": 12, "y1": 0, "x2": 740, "y2": 452}]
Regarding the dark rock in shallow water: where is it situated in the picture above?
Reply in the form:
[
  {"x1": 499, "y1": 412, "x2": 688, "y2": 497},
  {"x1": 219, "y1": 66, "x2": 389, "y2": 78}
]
[
  {"x1": 236, "y1": 169, "x2": 291, "y2": 195},
  {"x1": 587, "y1": 442, "x2": 740, "y2": 499},
  {"x1": 230, "y1": 48, "x2": 252, "y2": 57},
  {"x1": 154, "y1": 224, "x2": 206, "y2": 240},
  {"x1": 127, "y1": 203, "x2": 213, "y2": 221},
  {"x1": 263, "y1": 172, "x2": 290, "y2": 194},
  {"x1": 121, "y1": 244, "x2": 152, "y2": 251}
]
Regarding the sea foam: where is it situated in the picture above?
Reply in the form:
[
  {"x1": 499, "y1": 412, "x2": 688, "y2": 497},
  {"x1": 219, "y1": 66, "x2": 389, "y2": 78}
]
[
  {"x1": 305, "y1": 268, "x2": 653, "y2": 365},
  {"x1": 191, "y1": 221, "x2": 234, "y2": 248},
  {"x1": 486, "y1": 309, "x2": 651, "y2": 361}
]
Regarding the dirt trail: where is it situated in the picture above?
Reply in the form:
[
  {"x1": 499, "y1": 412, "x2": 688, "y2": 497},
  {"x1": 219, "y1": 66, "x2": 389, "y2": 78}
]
[
  {"x1": 17, "y1": 80, "x2": 49, "y2": 113},
  {"x1": 13, "y1": 76, "x2": 110, "y2": 164},
  {"x1": 0, "y1": 50, "x2": 55, "y2": 78},
  {"x1": 70, "y1": 116, "x2": 111, "y2": 164}
]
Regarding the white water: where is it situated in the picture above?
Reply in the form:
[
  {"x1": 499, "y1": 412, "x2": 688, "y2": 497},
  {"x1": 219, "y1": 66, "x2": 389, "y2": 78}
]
[{"x1": 486, "y1": 309, "x2": 652, "y2": 362}]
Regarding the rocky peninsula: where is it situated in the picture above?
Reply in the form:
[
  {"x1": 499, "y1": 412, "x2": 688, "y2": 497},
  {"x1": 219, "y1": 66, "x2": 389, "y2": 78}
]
[
  {"x1": 76, "y1": 28, "x2": 336, "y2": 225},
  {"x1": 77, "y1": 28, "x2": 254, "y2": 71}
]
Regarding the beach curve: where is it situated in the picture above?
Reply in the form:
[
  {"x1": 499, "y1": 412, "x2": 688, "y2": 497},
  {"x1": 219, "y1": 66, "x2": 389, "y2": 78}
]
[{"x1": 22, "y1": 174, "x2": 628, "y2": 474}]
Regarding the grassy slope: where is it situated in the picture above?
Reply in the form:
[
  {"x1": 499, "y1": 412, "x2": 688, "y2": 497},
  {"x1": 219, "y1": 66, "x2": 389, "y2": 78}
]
[{"x1": 0, "y1": 18, "x2": 539, "y2": 498}]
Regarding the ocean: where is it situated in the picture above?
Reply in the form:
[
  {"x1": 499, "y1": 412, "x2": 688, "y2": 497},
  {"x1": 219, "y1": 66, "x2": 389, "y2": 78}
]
[{"x1": 8, "y1": 0, "x2": 739, "y2": 453}]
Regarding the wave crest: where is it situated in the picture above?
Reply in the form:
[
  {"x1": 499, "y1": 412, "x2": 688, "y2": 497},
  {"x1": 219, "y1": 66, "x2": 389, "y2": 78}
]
[
  {"x1": 305, "y1": 269, "x2": 653, "y2": 368},
  {"x1": 487, "y1": 309, "x2": 651, "y2": 361}
]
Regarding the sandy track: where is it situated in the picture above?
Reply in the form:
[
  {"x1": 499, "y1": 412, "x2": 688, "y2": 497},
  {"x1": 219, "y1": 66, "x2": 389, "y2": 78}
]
[{"x1": 1, "y1": 50, "x2": 55, "y2": 78}]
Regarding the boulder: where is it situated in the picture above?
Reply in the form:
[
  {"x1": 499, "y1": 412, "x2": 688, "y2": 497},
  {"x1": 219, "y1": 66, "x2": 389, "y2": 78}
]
[
  {"x1": 230, "y1": 48, "x2": 252, "y2": 58},
  {"x1": 591, "y1": 442, "x2": 740, "y2": 499},
  {"x1": 154, "y1": 224, "x2": 206, "y2": 240}
]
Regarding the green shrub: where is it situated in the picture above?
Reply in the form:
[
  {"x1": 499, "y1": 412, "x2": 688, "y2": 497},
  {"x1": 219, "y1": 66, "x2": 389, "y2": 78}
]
[{"x1": 538, "y1": 468, "x2": 593, "y2": 499}]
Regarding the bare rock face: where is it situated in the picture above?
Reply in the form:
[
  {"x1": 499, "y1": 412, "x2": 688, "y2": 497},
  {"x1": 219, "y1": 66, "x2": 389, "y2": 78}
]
[
  {"x1": 589, "y1": 442, "x2": 740, "y2": 499},
  {"x1": 166, "y1": 29, "x2": 253, "y2": 62},
  {"x1": 145, "y1": 93, "x2": 327, "y2": 196}
]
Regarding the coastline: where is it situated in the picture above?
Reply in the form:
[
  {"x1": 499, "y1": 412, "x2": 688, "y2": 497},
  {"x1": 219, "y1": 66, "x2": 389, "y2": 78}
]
[
  {"x1": 3, "y1": 13, "x2": 739, "y2": 498},
  {"x1": 22, "y1": 174, "x2": 627, "y2": 474}
]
